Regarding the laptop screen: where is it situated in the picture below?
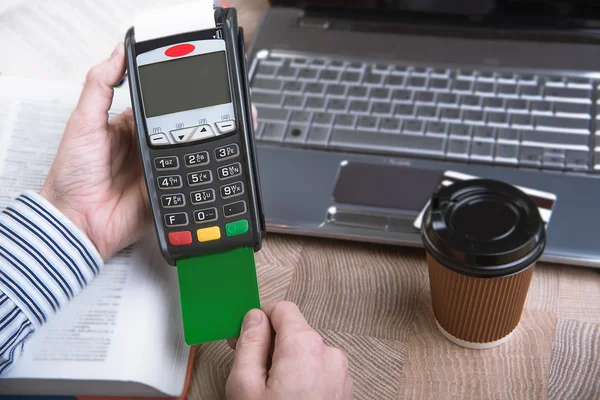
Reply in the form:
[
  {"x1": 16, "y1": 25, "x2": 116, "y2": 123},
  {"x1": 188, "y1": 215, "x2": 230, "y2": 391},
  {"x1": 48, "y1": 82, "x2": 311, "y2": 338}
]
[{"x1": 269, "y1": 0, "x2": 600, "y2": 20}]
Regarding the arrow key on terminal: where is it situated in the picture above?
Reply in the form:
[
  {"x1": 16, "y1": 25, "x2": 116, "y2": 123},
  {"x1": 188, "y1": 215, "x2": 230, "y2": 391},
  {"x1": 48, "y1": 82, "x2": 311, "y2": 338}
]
[
  {"x1": 170, "y1": 126, "x2": 196, "y2": 143},
  {"x1": 190, "y1": 125, "x2": 216, "y2": 142}
]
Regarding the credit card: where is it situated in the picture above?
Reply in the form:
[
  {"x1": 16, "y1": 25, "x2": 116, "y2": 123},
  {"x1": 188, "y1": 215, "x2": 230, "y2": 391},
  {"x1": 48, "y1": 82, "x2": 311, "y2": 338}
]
[{"x1": 413, "y1": 170, "x2": 557, "y2": 230}]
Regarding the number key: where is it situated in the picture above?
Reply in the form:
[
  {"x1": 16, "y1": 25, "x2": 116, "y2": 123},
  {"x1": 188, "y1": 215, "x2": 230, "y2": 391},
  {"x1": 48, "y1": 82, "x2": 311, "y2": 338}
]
[
  {"x1": 161, "y1": 193, "x2": 186, "y2": 208},
  {"x1": 187, "y1": 170, "x2": 213, "y2": 186},
  {"x1": 218, "y1": 162, "x2": 242, "y2": 180},
  {"x1": 185, "y1": 151, "x2": 209, "y2": 167},
  {"x1": 220, "y1": 181, "x2": 245, "y2": 199},
  {"x1": 190, "y1": 188, "x2": 216, "y2": 205},
  {"x1": 215, "y1": 143, "x2": 240, "y2": 161},
  {"x1": 154, "y1": 156, "x2": 179, "y2": 171},
  {"x1": 157, "y1": 175, "x2": 182, "y2": 190},
  {"x1": 194, "y1": 207, "x2": 218, "y2": 224}
]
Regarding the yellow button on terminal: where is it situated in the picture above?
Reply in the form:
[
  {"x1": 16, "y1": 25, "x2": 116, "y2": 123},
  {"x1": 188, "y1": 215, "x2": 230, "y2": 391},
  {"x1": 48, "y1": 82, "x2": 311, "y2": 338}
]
[{"x1": 197, "y1": 226, "x2": 221, "y2": 242}]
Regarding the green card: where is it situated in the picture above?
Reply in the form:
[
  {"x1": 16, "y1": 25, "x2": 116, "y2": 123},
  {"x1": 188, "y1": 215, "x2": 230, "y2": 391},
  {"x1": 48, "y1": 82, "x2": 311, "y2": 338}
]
[{"x1": 176, "y1": 247, "x2": 261, "y2": 344}]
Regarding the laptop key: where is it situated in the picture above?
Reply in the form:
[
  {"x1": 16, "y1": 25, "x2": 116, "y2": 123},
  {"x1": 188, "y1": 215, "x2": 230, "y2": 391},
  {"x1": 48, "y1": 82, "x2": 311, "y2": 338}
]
[
  {"x1": 450, "y1": 123, "x2": 472, "y2": 138},
  {"x1": 256, "y1": 105, "x2": 289, "y2": 122},
  {"x1": 487, "y1": 112, "x2": 510, "y2": 127},
  {"x1": 252, "y1": 92, "x2": 284, "y2": 106},
  {"x1": 497, "y1": 128, "x2": 521, "y2": 143},
  {"x1": 473, "y1": 126, "x2": 496, "y2": 141},
  {"x1": 371, "y1": 88, "x2": 391, "y2": 100},
  {"x1": 357, "y1": 116, "x2": 379, "y2": 130},
  {"x1": 446, "y1": 138, "x2": 470, "y2": 159},
  {"x1": 284, "y1": 124, "x2": 309, "y2": 144},
  {"x1": 305, "y1": 96, "x2": 326, "y2": 111},
  {"x1": 335, "y1": 114, "x2": 356, "y2": 128},
  {"x1": 412, "y1": 66, "x2": 429, "y2": 76},
  {"x1": 415, "y1": 91, "x2": 436, "y2": 105},
  {"x1": 497, "y1": 73, "x2": 516, "y2": 84},
  {"x1": 460, "y1": 95, "x2": 482, "y2": 109},
  {"x1": 470, "y1": 140, "x2": 495, "y2": 161},
  {"x1": 407, "y1": 76, "x2": 427, "y2": 89},
  {"x1": 372, "y1": 102, "x2": 393, "y2": 116},
  {"x1": 565, "y1": 149, "x2": 590, "y2": 171},
  {"x1": 284, "y1": 94, "x2": 305, "y2": 109},
  {"x1": 429, "y1": 78, "x2": 450, "y2": 91},
  {"x1": 253, "y1": 78, "x2": 283, "y2": 92},
  {"x1": 430, "y1": 68, "x2": 450, "y2": 78},
  {"x1": 321, "y1": 69, "x2": 341, "y2": 82},
  {"x1": 554, "y1": 102, "x2": 592, "y2": 118},
  {"x1": 464, "y1": 110, "x2": 485, "y2": 124},
  {"x1": 256, "y1": 64, "x2": 277, "y2": 77},
  {"x1": 495, "y1": 143, "x2": 519, "y2": 164},
  {"x1": 306, "y1": 126, "x2": 332, "y2": 147},
  {"x1": 519, "y1": 85, "x2": 543, "y2": 99},
  {"x1": 474, "y1": 82, "x2": 495, "y2": 96},
  {"x1": 394, "y1": 104, "x2": 416, "y2": 117},
  {"x1": 497, "y1": 84, "x2": 519, "y2": 98},
  {"x1": 530, "y1": 100, "x2": 553, "y2": 115},
  {"x1": 341, "y1": 71, "x2": 361, "y2": 84},
  {"x1": 426, "y1": 121, "x2": 449, "y2": 137},
  {"x1": 364, "y1": 72, "x2": 383, "y2": 86},
  {"x1": 348, "y1": 86, "x2": 369, "y2": 99},
  {"x1": 305, "y1": 82, "x2": 325, "y2": 95},
  {"x1": 309, "y1": 58, "x2": 327, "y2": 68},
  {"x1": 417, "y1": 105, "x2": 438, "y2": 120},
  {"x1": 392, "y1": 65, "x2": 410, "y2": 75},
  {"x1": 261, "y1": 122, "x2": 287, "y2": 142},
  {"x1": 452, "y1": 80, "x2": 473, "y2": 94},
  {"x1": 437, "y1": 93, "x2": 459, "y2": 106},
  {"x1": 510, "y1": 114, "x2": 534, "y2": 129},
  {"x1": 313, "y1": 112, "x2": 334, "y2": 126},
  {"x1": 505, "y1": 98, "x2": 528, "y2": 114},
  {"x1": 329, "y1": 60, "x2": 346, "y2": 69},
  {"x1": 298, "y1": 68, "x2": 319, "y2": 81},
  {"x1": 440, "y1": 108, "x2": 462, "y2": 122},
  {"x1": 350, "y1": 100, "x2": 370, "y2": 114},
  {"x1": 483, "y1": 97, "x2": 505, "y2": 111},
  {"x1": 457, "y1": 69, "x2": 477, "y2": 80},
  {"x1": 380, "y1": 117, "x2": 401, "y2": 132},
  {"x1": 330, "y1": 129, "x2": 446, "y2": 156},
  {"x1": 290, "y1": 111, "x2": 313, "y2": 124},
  {"x1": 278, "y1": 66, "x2": 298, "y2": 79},
  {"x1": 519, "y1": 146, "x2": 543, "y2": 167},
  {"x1": 346, "y1": 62, "x2": 365, "y2": 71},
  {"x1": 522, "y1": 130, "x2": 590, "y2": 149},
  {"x1": 282, "y1": 81, "x2": 304, "y2": 93},
  {"x1": 327, "y1": 98, "x2": 349, "y2": 113},
  {"x1": 392, "y1": 89, "x2": 413, "y2": 103},
  {"x1": 327, "y1": 84, "x2": 347, "y2": 97},
  {"x1": 402, "y1": 119, "x2": 425, "y2": 135},
  {"x1": 385, "y1": 75, "x2": 407, "y2": 88},
  {"x1": 535, "y1": 116, "x2": 590, "y2": 133},
  {"x1": 544, "y1": 87, "x2": 592, "y2": 103}
]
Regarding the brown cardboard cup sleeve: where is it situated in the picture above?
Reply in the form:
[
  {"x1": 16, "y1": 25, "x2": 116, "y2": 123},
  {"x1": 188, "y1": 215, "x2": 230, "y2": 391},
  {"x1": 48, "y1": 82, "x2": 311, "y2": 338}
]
[{"x1": 421, "y1": 179, "x2": 546, "y2": 349}]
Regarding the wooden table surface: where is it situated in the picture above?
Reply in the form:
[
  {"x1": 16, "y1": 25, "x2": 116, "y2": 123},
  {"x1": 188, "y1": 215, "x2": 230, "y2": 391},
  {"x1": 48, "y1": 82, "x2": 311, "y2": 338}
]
[{"x1": 186, "y1": 1, "x2": 600, "y2": 399}]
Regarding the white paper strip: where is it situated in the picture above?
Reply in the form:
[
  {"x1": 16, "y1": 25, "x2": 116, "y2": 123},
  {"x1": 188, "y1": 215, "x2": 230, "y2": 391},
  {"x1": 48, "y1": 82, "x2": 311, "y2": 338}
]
[{"x1": 134, "y1": 0, "x2": 216, "y2": 43}]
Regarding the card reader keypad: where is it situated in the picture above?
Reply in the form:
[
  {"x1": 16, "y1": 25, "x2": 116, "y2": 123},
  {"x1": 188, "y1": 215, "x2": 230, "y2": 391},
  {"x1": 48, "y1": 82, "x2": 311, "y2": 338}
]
[{"x1": 153, "y1": 143, "x2": 249, "y2": 248}]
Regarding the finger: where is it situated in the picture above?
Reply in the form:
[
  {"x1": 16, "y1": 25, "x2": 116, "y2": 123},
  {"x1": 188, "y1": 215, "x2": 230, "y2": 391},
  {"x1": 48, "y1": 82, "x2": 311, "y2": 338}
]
[
  {"x1": 73, "y1": 43, "x2": 126, "y2": 127},
  {"x1": 252, "y1": 104, "x2": 258, "y2": 132},
  {"x1": 264, "y1": 301, "x2": 313, "y2": 336},
  {"x1": 227, "y1": 309, "x2": 271, "y2": 395}
]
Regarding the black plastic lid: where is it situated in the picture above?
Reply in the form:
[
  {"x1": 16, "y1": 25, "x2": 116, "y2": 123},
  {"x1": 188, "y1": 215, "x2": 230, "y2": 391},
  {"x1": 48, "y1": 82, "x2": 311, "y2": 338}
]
[{"x1": 421, "y1": 179, "x2": 546, "y2": 278}]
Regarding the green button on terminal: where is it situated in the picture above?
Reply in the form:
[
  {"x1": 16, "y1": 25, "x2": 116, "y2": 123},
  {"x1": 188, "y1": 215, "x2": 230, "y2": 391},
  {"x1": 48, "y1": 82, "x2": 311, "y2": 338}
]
[{"x1": 226, "y1": 219, "x2": 249, "y2": 237}]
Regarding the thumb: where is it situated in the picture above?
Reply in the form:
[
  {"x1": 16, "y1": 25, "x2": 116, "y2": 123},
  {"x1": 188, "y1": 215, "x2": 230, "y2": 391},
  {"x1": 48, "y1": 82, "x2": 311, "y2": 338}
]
[
  {"x1": 226, "y1": 309, "x2": 270, "y2": 399},
  {"x1": 72, "y1": 43, "x2": 126, "y2": 128}
]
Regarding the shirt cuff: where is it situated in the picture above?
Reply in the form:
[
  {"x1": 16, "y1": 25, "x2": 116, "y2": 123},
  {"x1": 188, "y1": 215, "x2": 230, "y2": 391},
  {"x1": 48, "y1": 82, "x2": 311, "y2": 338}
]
[{"x1": 0, "y1": 191, "x2": 104, "y2": 329}]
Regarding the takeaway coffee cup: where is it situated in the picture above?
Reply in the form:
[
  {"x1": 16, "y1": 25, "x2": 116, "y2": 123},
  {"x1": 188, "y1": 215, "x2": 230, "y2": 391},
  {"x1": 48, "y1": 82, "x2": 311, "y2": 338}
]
[{"x1": 421, "y1": 179, "x2": 546, "y2": 349}]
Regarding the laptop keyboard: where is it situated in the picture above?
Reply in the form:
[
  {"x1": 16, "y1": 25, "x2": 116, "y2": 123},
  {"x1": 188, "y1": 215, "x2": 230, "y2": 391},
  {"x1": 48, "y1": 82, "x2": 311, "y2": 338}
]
[{"x1": 250, "y1": 52, "x2": 599, "y2": 173}]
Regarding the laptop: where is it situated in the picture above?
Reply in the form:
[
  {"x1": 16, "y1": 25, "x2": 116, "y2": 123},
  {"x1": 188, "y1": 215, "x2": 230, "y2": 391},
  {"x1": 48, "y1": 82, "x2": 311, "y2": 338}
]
[{"x1": 246, "y1": 0, "x2": 600, "y2": 268}]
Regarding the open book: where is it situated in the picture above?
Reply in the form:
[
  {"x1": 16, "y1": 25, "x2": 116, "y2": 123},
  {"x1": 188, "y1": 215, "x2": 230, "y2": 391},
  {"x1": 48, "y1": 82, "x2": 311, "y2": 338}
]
[{"x1": 0, "y1": 76, "x2": 192, "y2": 397}]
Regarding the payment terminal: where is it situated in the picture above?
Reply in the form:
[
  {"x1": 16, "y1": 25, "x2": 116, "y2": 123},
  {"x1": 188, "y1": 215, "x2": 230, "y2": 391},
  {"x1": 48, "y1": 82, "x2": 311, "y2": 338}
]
[{"x1": 124, "y1": 4, "x2": 264, "y2": 345}]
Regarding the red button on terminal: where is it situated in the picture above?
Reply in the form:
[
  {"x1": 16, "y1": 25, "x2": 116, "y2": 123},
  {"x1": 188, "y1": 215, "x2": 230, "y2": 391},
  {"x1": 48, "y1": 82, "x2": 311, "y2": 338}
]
[
  {"x1": 168, "y1": 231, "x2": 192, "y2": 246},
  {"x1": 165, "y1": 44, "x2": 195, "y2": 58}
]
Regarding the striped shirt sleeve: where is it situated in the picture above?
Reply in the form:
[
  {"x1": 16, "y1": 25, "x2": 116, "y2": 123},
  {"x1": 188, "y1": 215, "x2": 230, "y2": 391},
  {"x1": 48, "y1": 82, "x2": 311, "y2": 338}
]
[{"x1": 0, "y1": 191, "x2": 104, "y2": 374}]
